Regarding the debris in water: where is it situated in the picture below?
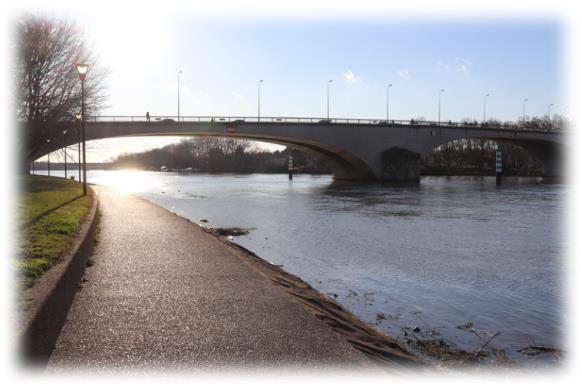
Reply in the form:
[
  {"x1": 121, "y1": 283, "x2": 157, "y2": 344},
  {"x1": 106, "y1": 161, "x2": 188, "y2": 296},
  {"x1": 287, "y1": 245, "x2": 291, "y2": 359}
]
[
  {"x1": 518, "y1": 345, "x2": 563, "y2": 357},
  {"x1": 457, "y1": 321, "x2": 474, "y2": 330},
  {"x1": 209, "y1": 227, "x2": 251, "y2": 236}
]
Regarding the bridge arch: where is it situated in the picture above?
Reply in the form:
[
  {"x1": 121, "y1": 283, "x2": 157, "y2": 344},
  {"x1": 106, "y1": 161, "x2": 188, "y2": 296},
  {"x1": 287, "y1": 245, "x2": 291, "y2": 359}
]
[
  {"x1": 32, "y1": 128, "x2": 377, "y2": 181},
  {"x1": 423, "y1": 134, "x2": 563, "y2": 177}
]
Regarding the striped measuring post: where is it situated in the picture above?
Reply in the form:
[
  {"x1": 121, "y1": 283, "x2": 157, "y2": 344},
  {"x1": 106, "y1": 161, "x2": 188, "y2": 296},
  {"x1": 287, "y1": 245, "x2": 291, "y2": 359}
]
[
  {"x1": 288, "y1": 155, "x2": 293, "y2": 180},
  {"x1": 495, "y1": 150, "x2": 502, "y2": 185}
]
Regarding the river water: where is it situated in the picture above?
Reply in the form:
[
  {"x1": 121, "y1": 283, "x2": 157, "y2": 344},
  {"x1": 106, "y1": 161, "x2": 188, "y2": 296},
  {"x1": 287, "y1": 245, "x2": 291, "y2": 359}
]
[{"x1": 35, "y1": 170, "x2": 565, "y2": 365}]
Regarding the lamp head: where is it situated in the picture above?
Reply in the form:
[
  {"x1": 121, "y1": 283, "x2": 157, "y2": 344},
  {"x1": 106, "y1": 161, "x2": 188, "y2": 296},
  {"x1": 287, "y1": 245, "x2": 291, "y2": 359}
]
[
  {"x1": 75, "y1": 112, "x2": 82, "y2": 120},
  {"x1": 76, "y1": 64, "x2": 89, "y2": 81}
]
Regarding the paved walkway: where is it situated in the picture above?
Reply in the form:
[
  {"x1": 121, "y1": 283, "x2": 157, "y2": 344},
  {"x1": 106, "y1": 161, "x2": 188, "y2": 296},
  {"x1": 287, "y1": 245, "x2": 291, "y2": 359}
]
[{"x1": 47, "y1": 186, "x2": 373, "y2": 371}]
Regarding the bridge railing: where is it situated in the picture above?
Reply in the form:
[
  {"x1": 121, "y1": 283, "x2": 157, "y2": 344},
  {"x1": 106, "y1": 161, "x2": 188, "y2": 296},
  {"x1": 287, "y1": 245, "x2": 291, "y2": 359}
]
[{"x1": 87, "y1": 115, "x2": 560, "y2": 132}]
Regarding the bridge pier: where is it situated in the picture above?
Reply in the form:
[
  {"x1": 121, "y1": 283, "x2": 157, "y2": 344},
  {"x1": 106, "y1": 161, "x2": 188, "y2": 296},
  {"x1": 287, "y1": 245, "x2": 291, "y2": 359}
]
[
  {"x1": 377, "y1": 147, "x2": 421, "y2": 182},
  {"x1": 518, "y1": 141, "x2": 564, "y2": 178},
  {"x1": 540, "y1": 154, "x2": 563, "y2": 178}
]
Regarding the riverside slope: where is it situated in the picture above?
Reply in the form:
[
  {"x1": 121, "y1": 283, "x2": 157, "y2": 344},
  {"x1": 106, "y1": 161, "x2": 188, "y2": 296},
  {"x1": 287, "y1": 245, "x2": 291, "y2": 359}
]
[{"x1": 47, "y1": 185, "x2": 402, "y2": 371}]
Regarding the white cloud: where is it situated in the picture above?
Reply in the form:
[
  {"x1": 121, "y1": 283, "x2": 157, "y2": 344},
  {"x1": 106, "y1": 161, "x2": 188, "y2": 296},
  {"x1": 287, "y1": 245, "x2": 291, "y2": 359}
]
[
  {"x1": 455, "y1": 57, "x2": 472, "y2": 65},
  {"x1": 457, "y1": 64, "x2": 469, "y2": 74},
  {"x1": 455, "y1": 57, "x2": 472, "y2": 74},
  {"x1": 397, "y1": 69, "x2": 411, "y2": 80},
  {"x1": 342, "y1": 69, "x2": 362, "y2": 82},
  {"x1": 436, "y1": 61, "x2": 449, "y2": 70},
  {"x1": 232, "y1": 92, "x2": 242, "y2": 99}
]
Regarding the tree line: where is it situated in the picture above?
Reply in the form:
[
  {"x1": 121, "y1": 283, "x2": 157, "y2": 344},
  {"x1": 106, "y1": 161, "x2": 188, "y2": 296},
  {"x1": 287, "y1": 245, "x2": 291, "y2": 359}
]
[
  {"x1": 110, "y1": 137, "x2": 332, "y2": 174},
  {"x1": 423, "y1": 139, "x2": 543, "y2": 176}
]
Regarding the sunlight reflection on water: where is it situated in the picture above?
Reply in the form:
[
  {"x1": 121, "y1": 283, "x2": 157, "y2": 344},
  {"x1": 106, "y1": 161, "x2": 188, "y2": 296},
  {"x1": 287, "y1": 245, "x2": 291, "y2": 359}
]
[{"x1": 91, "y1": 169, "x2": 160, "y2": 193}]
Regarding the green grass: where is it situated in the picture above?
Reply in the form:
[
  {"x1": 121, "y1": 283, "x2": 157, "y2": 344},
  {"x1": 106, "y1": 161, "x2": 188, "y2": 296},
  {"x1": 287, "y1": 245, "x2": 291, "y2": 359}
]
[{"x1": 17, "y1": 176, "x2": 94, "y2": 288}]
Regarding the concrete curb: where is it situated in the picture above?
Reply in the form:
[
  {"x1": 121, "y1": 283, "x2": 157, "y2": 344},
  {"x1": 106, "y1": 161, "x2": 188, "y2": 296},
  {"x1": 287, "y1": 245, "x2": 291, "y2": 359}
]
[{"x1": 18, "y1": 186, "x2": 99, "y2": 365}]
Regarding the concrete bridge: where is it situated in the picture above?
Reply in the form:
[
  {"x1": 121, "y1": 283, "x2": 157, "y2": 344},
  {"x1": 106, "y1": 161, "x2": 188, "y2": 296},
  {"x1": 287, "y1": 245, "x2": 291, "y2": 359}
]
[{"x1": 38, "y1": 116, "x2": 566, "y2": 181}]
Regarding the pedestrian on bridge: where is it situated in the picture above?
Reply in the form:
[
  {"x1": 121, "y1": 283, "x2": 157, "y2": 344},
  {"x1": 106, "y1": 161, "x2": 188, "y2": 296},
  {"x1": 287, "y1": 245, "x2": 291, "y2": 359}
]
[{"x1": 146, "y1": 112, "x2": 150, "y2": 122}]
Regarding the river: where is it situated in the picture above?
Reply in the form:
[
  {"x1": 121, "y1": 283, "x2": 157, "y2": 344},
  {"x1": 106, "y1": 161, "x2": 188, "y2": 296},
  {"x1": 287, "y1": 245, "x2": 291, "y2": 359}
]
[{"x1": 34, "y1": 170, "x2": 565, "y2": 366}]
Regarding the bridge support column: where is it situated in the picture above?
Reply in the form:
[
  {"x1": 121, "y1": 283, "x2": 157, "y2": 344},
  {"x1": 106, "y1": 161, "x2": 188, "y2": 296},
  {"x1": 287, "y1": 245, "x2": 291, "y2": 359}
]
[
  {"x1": 541, "y1": 156, "x2": 563, "y2": 178},
  {"x1": 377, "y1": 147, "x2": 421, "y2": 182},
  {"x1": 523, "y1": 142, "x2": 563, "y2": 178}
]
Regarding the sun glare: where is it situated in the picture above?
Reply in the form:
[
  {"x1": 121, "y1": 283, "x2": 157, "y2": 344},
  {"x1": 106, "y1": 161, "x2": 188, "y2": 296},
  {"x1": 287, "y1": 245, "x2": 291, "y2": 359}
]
[{"x1": 98, "y1": 170, "x2": 157, "y2": 194}]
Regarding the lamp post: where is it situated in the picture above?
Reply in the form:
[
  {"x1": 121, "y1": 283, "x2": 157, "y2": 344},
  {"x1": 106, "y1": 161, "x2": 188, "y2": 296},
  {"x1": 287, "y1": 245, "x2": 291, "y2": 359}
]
[
  {"x1": 75, "y1": 112, "x2": 82, "y2": 183},
  {"x1": 327, "y1": 80, "x2": 333, "y2": 120},
  {"x1": 258, "y1": 79, "x2": 263, "y2": 122},
  {"x1": 438, "y1": 89, "x2": 445, "y2": 124},
  {"x1": 75, "y1": 63, "x2": 89, "y2": 196},
  {"x1": 483, "y1": 93, "x2": 490, "y2": 123},
  {"x1": 548, "y1": 103, "x2": 554, "y2": 129},
  {"x1": 62, "y1": 129, "x2": 68, "y2": 179},
  {"x1": 522, "y1": 98, "x2": 528, "y2": 124},
  {"x1": 178, "y1": 70, "x2": 182, "y2": 122},
  {"x1": 387, "y1": 84, "x2": 393, "y2": 122},
  {"x1": 46, "y1": 139, "x2": 51, "y2": 177}
]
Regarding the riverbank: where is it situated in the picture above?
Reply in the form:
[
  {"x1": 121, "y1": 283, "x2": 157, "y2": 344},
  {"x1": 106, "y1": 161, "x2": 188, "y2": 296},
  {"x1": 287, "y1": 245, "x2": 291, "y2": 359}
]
[
  {"x1": 17, "y1": 175, "x2": 99, "y2": 363},
  {"x1": 201, "y1": 227, "x2": 534, "y2": 367},
  {"x1": 33, "y1": 171, "x2": 563, "y2": 366},
  {"x1": 203, "y1": 227, "x2": 421, "y2": 367},
  {"x1": 17, "y1": 176, "x2": 94, "y2": 288},
  {"x1": 47, "y1": 185, "x2": 419, "y2": 371}
]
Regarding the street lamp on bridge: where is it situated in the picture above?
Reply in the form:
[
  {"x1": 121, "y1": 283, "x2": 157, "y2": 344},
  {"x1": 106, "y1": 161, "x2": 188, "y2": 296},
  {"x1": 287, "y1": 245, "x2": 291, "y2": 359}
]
[
  {"x1": 258, "y1": 79, "x2": 263, "y2": 122},
  {"x1": 75, "y1": 63, "x2": 89, "y2": 196},
  {"x1": 327, "y1": 80, "x2": 333, "y2": 120},
  {"x1": 483, "y1": 93, "x2": 490, "y2": 123},
  {"x1": 386, "y1": 84, "x2": 392, "y2": 122},
  {"x1": 438, "y1": 89, "x2": 445, "y2": 124}
]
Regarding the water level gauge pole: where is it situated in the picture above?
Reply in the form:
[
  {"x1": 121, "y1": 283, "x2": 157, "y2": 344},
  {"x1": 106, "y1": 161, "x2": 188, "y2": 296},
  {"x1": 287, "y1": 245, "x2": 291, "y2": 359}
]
[
  {"x1": 288, "y1": 155, "x2": 293, "y2": 181},
  {"x1": 495, "y1": 149, "x2": 502, "y2": 186}
]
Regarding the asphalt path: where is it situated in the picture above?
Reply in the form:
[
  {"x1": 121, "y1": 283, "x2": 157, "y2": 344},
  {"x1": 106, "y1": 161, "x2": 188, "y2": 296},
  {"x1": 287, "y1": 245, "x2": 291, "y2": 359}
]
[{"x1": 47, "y1": 185, "x2": 374, "y2": 371}]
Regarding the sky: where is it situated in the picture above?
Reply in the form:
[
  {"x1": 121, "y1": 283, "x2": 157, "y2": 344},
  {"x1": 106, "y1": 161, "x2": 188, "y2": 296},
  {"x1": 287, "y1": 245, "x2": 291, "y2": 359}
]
[{"x1": 34, "y1": 11, "x2": 563, "y2": 162}]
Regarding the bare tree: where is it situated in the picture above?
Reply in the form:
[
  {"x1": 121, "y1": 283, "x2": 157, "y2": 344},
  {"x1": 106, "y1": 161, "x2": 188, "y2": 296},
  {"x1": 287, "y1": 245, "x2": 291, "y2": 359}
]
[{"x1": 15, "y1": 14, "x2": 107, "y2": 168}]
